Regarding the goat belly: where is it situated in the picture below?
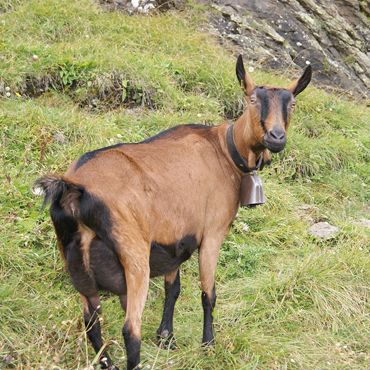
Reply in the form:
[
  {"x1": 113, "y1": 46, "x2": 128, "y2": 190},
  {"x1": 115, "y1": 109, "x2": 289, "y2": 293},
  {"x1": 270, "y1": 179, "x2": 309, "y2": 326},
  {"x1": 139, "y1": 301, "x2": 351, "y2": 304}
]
[
  {"x1": 65, "y1": 236, "x2": 126, "y2": 296},
  {"x1": 149, "y1": 235, "x2": 199, "y2": 278},
  {"x1": 89, "y1": 238, "x2": 127, "y2": 295},
  {"x1": 65, "y1": 237, "x2": 99, "y2": 297}
]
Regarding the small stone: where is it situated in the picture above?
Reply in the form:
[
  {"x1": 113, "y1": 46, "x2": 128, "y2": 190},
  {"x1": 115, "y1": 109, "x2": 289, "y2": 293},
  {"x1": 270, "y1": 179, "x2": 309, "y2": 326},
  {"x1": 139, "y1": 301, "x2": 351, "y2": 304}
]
[
  {"x1": 308, "y1": 222, "x2": 339, "y2": 239},
  {"x1": 53, "y1": 132, "x2": 67, "y2": 144},
  {"x1": 354, "y1": 219, "x2": 370, "y2": 228}
]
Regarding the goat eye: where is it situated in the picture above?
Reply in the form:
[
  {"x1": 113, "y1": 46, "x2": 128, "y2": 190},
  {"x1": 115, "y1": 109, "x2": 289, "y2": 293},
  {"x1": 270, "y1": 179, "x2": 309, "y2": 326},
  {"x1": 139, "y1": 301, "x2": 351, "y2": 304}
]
[
  {"x1": 291, "y1": 100, "x2": 296, "y2": 107},
  {"x1": 250, "y1": 97, "x2": 257, "y2": 104}
]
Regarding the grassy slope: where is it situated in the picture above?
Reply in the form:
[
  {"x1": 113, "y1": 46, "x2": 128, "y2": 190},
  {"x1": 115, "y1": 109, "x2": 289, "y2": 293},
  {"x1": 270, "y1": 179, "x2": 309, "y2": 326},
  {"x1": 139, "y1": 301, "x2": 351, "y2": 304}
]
[{"x1": 1, "y1": 0, "x2": 370, "y2": 369}]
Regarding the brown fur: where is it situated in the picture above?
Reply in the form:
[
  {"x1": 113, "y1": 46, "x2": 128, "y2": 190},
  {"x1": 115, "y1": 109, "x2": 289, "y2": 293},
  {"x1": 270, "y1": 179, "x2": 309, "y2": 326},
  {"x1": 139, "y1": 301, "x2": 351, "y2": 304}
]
[{"x1": 36, "y1": 56, "x2": 311, "y2": 370}]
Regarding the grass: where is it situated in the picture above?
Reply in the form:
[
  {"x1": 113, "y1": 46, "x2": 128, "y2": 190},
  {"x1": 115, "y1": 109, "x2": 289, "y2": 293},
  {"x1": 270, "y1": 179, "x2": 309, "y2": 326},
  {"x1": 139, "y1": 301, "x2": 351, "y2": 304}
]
[{"x1": 1, "y1": 0, "x2": 370, "y2": 369}]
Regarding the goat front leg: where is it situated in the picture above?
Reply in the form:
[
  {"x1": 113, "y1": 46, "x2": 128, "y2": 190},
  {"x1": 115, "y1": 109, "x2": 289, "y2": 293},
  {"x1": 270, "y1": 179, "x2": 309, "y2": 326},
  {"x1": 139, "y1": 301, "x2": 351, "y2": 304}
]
[
  {"x1": 81, "y1": 294, "x2": 118, "y2": 369},
  {"x1": 198, "y1": 238, "x2": 221, "y2": 346},
  {"x1": 157, "y1": 268, "x2": 180, "y2": 349}
]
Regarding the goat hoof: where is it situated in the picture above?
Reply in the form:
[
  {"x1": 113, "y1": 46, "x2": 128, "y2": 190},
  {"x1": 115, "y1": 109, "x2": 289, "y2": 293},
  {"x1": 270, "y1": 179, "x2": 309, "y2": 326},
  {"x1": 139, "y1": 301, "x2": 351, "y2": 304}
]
[
  {"x1": 157, "y1": 333, "x2": 177, "y2": 350},
  {"x1": 201, "y1": 339, "x2": 215, "y2": 348}
]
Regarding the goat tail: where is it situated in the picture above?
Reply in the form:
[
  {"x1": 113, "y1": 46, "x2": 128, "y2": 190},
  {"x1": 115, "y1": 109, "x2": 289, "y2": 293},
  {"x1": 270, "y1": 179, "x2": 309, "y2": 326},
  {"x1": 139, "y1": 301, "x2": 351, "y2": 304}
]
[{"x1": 35, "y1": 174, "x2": 84, "y2": 218}]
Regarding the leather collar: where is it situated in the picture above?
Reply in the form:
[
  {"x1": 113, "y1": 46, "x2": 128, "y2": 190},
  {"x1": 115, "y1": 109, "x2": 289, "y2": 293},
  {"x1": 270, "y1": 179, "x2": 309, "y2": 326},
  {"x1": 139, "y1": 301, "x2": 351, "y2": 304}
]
[{"x1": 226, "y1": 123, "x2": 263, "y2": 173}]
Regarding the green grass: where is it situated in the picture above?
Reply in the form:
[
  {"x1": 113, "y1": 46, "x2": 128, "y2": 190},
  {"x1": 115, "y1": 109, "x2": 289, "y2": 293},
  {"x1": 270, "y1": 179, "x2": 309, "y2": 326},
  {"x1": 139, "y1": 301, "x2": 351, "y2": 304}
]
[{"x1": 1, "y1": 0, "x2": 370, "y2": 369}]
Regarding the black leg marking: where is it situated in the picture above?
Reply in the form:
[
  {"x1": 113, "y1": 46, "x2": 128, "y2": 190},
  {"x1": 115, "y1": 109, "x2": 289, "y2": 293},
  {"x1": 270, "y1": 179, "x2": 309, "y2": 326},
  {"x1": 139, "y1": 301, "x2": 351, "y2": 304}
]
[
  {"x1": 84, "y1": 304, "x2": 114, "y2": 369},
  {"x1": 157, "y1": 270, "x2": 180, "y2": 349},
  {"x1": 201, "y1": 284, "x2": 216, "y2": 346},
  {"x1": 122, "y1": 320, "x2": 141, "y2": 370}
]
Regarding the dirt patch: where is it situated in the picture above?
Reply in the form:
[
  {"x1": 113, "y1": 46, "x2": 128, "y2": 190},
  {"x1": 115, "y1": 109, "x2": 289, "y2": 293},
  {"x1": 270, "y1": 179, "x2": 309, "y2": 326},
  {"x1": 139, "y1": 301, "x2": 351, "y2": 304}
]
[{"x1": 1, "y1": 71, "x2": 156, "y2": 112}]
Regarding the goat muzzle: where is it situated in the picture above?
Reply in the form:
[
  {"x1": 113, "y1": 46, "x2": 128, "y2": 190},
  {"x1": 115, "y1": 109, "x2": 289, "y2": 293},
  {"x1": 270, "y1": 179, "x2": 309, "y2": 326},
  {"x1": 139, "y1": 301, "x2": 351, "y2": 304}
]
[{"x1": 262, "y1": 128, "x2": 287, "y2": 153}]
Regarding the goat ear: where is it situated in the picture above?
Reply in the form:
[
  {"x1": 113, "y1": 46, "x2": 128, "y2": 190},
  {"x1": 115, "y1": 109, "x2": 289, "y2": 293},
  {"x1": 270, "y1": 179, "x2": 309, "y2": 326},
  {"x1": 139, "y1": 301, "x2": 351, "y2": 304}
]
[
  {"x1": 236, "y1": 55, "x2": 256, "y2": 96},
  {"x1": 286, "y1": 64, "x2": 312, "y2": 96}
]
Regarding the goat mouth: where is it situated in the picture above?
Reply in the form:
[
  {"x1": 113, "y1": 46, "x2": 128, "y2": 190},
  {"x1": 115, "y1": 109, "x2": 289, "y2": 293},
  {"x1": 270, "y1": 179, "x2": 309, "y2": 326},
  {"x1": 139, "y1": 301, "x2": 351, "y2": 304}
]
[{"x1": 262, "y1": 136, "x2": 287, "y2": 153}]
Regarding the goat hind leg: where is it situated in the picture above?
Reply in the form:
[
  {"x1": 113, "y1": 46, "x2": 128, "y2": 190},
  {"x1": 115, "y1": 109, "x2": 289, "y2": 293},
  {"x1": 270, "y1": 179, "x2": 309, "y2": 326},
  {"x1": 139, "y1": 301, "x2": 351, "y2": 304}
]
[
  {"x1": 81, "y1": 294, "x2": 118, "y2": 369},
  {"x1": 157, "y1": 268, "x2": 180, "y2": 349}
]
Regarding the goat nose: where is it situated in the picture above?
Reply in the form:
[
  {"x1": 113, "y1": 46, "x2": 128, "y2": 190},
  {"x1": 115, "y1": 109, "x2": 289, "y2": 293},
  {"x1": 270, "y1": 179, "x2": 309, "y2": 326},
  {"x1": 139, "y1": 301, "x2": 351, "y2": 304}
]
[{"x1": 269, "y1": 128, "x2": 286, "y2": 140}]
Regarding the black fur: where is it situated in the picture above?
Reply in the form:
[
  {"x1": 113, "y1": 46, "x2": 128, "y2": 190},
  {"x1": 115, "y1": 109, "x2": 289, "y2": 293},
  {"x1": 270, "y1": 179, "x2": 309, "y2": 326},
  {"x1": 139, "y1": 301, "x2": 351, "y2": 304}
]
[
  {"x1": 78, "y1": 191, "x2": 116, "y2": 251},
  {"x1": 122, "y1": 320, "x2": 141, "y2": 370},
  {"x1": 65, "y1": 235, "x2": 98, "y2": 296},
  {"x1": 255, "y1": 87, "x2": 270, "y2": 130},
  {"x1": 84, "y1": 302, "x2": 114, "y2": 369},
  {"x1": 293, "y1": 64, "x2": 312, "y2": 96},
  {"x1": 236, "y1": 55, "x2": 246, "y2": 90},
  {"x1": 201, "y1": 284, "x2": 216, "y2": 345},
  {"x1": 49, "y1": 200, "x2": 79, "y2": 247},
  {"x1": 157, "y1": 270, "x2": 181, "y2": 348},
  {"x1": 89, "y1": 237, "x2": 126, "y2": 295},
  {"x1": 149, "y1": 235, "x2": 199, "y2": 278},
  {"x1": 279, "y1": 89, "x2": 294, "y2": 126}
]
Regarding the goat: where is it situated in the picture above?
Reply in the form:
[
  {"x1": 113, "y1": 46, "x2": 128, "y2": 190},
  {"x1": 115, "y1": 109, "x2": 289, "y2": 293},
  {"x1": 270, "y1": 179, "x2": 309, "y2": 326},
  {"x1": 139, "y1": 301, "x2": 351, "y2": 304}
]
[{"x1": 36, "y1": 55, "x2": 311, "y2": 370}]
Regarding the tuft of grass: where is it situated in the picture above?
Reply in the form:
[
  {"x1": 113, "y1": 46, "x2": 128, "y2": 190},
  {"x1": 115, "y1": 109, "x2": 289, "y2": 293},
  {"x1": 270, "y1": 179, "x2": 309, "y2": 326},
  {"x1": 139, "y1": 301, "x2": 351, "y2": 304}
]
[{"x1": 0, "y1": 0, "x2": 246, "y2": 116}]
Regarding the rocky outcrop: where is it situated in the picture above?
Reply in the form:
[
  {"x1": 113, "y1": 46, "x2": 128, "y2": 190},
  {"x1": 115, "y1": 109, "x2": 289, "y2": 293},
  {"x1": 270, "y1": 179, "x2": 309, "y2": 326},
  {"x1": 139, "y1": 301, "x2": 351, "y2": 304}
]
[
  {"x1": 104, "y1": 0, "x2": 370, "y2": 99},
  {"x1": 207, "y1": 0, "x2": 370, "y2": 99},
  {"x1": 100, "y1": 0, "x2": 370, "y2": 99}
]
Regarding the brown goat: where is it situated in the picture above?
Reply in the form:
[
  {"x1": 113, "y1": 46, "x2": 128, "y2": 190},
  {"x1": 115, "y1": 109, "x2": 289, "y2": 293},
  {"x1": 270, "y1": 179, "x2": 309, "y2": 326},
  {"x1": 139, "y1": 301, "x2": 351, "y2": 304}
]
[{"x1": 36, "y1": 56, "x2": 311, "y2": 370}]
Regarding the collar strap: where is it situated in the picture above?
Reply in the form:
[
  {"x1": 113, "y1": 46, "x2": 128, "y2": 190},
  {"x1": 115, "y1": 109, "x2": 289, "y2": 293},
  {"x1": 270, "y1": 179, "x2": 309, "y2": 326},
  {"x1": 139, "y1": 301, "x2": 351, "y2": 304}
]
[{"x1": 226, "y1": 123, "x2": 263, "y2": 173}]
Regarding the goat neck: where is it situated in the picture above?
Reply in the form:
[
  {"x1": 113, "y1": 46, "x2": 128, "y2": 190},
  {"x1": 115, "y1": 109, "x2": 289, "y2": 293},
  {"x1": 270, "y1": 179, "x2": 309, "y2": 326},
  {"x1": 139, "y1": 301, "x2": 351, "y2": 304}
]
[{"x1": 232, "y1": 109, "x2": 264, "y2": 171}]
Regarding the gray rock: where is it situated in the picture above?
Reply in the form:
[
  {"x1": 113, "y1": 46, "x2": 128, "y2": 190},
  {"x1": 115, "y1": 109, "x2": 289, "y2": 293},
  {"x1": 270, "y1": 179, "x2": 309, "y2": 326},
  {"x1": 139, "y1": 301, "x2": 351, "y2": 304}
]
[
  {"x1": 308, "y1": 221, "x2": 339, "y2": 239},
  {"x1": 354, "y1": 219, "x2": 370, "y2": 228},
  {"x1": 206, "y1": 0, "x2": 370, "y2": 99},
  {"x1": 102, "y1": 0, "x2": 370, "y2": 99}
]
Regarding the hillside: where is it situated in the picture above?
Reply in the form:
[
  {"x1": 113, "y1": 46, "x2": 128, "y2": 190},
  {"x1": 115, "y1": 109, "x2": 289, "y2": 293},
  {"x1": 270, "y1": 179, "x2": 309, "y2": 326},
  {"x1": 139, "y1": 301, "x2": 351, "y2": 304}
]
[{"x1": 1, "y1": 0, "x2": 370, "y2": 369}]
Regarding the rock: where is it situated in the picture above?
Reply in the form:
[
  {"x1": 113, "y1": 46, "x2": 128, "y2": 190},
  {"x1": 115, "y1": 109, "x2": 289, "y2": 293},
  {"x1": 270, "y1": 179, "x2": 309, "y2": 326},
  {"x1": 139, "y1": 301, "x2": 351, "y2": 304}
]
[
  {"x1": 308, "y1": 221, "x2": 339, "y2": 238},
  {"x1": 102, "y1": 0, "x2": 370, "y2": 99},
  {"x1": 295, "y1": 204, "x2": 319, "y2": 224},
  {"x1": 100, "y1": 0, "x2": 181, "y2": 14},
  {"x1": 205, "y1": 0, "x2": 370, "y2": 99},
  {"x1": 354, "y1": 219, "x2": 370, "y2": 228}
]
